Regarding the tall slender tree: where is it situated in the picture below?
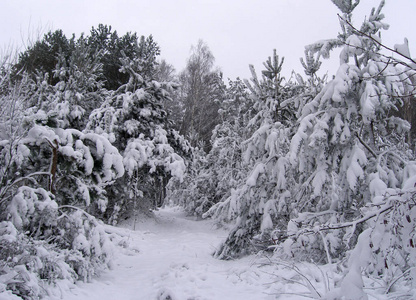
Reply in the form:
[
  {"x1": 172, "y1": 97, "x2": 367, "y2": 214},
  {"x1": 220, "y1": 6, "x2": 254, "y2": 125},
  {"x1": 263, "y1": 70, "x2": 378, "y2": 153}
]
[{"x1": 178, "y1": 40, "x2": 225, "y2": 151}]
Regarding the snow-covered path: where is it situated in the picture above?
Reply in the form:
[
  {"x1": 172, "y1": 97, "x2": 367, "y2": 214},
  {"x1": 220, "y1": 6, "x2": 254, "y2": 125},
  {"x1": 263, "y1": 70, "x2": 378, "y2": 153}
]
[{"x1": 54, "y1": 207, "x2": 277, "y2": 300}]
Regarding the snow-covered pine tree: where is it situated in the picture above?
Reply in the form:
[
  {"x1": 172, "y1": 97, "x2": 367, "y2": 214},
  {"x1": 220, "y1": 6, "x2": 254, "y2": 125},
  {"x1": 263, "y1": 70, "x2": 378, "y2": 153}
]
[
  {"x1": 0, "y1": 25, "x2": 187, "y2": 299},
  {"x1": 207, "y1": 50, "x2": 319, "y2": 259},
  {"x1": 6, "y1": 40, "x2": 122, "y2": 215},
  {"x1": 20, "y1": 37, "x2": 107, "y2": 132},
  {"x1": 12, "y1": 29, "x2": 73, "y2": 86},
  {"x1": 281, "y1": 2, "x2": 416, "y2": 296},
  {"x1": 0, "y1": 59, "x2": 123, "y2": 298},
  {"x1": 14, "y1": 25, "x2": 159, "y2": 92},
  {"x1": 22, "y1": 115, "x2": 124, "y2": 210},
  {"x1": 49, "y1": 39, "x2": 107, "y2": 130},
  {"x1": 87, "y1": 52, "x2": 189, "y2": 223}
]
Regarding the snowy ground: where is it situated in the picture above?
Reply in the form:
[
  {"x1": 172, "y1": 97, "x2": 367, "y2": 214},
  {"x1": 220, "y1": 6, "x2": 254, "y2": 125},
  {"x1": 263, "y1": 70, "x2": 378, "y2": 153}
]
[{"x1": 46, "y1": 206, "x2": 328, "y2": 300}]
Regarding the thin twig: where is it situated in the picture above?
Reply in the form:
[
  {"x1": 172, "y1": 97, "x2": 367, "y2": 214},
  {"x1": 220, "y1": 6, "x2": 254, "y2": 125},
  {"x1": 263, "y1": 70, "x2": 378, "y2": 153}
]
[
  {"x1": 264, "y1": 291, "x2": 315, "y2": 298},
  {"x1": 272, "y1": 261, "x2": 322, "y2": 298},
  {"x1": 356, "y1": 132, "x2": 377, "y2": 159},
  {"x1": 386, "y1": 267, "x2": 415, "y2": 293},
  {"x1": 319, "y1": 231, "x2": 332, "y2": 265}
]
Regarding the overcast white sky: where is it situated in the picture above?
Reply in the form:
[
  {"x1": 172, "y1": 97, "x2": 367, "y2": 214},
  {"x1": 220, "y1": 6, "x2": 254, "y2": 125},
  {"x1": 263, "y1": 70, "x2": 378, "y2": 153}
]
[{"x1": 1, "y1": 0, "x2": 415, "y2": 80}]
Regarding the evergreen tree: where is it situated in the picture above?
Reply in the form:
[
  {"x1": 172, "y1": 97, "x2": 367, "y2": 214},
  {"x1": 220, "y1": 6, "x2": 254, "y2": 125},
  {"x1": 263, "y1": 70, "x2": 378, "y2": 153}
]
[
  {"x1": 284, "y1": 0, "x2": 411, "y2": 259},
  {"x1": 13, "y1": 25, "x2": 159, "y2": 91},
  {"x1": 0, "y1": 23, "x2": 190, "y2": 299},
  {"x1": 277, "y1": 1, "x2": 416, "y2": 296},
  {"x1": 0, "y1": 62, "x2": 123, "y2": 298},
  {"x1": 39, "y1": 39, "x2": 106, "y2": 131},
  {"x1": 203, "y1": 51, "x2": 318, "y2": 259},
  {"x1": 13, "y1": 29, "x2": 73, "y2": 85},
  {"x1": 87, "y1": 53, "x2": 189, "y2": 223},
  {"x1": 154, "y1": 60, "x2": 184, "y2": 132},
  {"x1": 87, "y1": 25, "x2": 160, "y2": 90}
]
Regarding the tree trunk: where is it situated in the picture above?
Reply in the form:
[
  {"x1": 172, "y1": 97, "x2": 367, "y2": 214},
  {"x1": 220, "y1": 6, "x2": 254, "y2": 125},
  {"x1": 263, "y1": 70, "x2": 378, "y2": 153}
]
[{"x1": 49, "y1": 139, "x2": 59, "y2": 195}]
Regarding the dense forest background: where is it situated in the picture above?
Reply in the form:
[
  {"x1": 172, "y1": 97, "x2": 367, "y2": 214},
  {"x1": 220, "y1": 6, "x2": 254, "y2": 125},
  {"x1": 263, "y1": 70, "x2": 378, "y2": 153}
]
[{"x1": 1, "y1": 0, "x2": 416, "y2": 299}]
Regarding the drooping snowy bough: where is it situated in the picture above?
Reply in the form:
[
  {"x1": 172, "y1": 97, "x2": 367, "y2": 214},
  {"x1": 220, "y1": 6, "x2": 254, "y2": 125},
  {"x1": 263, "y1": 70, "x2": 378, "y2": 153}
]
[{"x1": 283, "y1": 1, "x2": 416, "y2": 297}]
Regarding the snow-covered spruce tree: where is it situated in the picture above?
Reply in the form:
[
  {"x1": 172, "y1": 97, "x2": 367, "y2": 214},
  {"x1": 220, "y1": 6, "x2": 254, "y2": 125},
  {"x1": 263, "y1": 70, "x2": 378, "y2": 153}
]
[
  {"x1": 87, "y1": 53, "x2": 189, "y2": 223},
  {"x1": 206, "y1": 50, "x2": 321, "y2": 259},
  {"x1": 281, "y1": 1, "x2": 416, "y2": 296}
]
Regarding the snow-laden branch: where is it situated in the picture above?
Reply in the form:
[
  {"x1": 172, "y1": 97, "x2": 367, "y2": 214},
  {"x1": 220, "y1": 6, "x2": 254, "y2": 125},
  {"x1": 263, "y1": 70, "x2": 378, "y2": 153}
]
[
  {"x1": 294, "y1": 204, "x2": 392, "y2": 236},
  {"x1": 284, "y1": 189, "x2": 416, "y2": 242},
  {"x1": 0, "y1": 171, "x2": 51, "y2": 205},
  {"x1": 338, "y1": 14, "x2": 416, "y2": 66},
  {"x1": 58, "y1": 205, "x2": 97, "y2": 222},
  {"x1": 355, "y1": 132, "x2": 377, "y2": 158}
]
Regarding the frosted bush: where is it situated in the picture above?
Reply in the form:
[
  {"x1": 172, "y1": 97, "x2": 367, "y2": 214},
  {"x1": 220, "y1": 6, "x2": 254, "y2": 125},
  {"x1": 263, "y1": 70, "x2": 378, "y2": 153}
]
[{"x1": 1, "y1": 194, "x2": 115, "y2": 299}]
